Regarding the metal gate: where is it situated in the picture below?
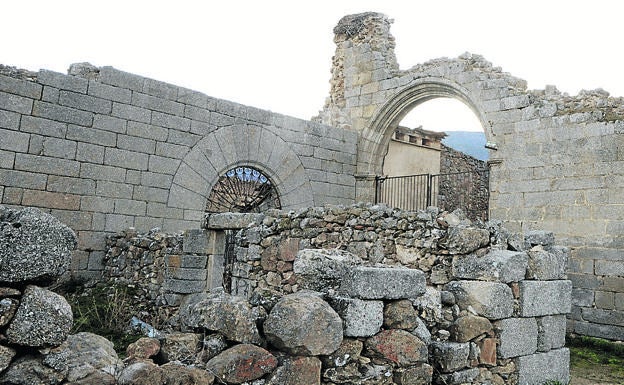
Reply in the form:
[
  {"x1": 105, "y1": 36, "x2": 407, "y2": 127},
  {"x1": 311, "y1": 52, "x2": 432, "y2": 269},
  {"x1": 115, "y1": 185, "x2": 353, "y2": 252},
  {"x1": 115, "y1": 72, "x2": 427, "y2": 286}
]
[
  {"x1": 222, "y1": 230, "x2": 237, "y2": 293},
  {"x1": 375, "y1": 170, "x2": 489, "y2": 221}
]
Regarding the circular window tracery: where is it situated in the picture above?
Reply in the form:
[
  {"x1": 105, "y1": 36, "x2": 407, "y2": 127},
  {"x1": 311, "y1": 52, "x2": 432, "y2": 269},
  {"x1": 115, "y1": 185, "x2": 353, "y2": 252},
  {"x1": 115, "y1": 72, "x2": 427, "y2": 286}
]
[{"x1": 206, "y1": 166, "x2": 281, "y2": 213}]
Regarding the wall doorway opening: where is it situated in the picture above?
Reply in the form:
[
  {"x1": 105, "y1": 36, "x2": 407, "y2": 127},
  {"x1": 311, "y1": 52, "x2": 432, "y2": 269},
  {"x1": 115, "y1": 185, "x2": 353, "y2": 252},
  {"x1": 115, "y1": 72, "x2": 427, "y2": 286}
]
[{"x1": 378, "y1": 97, "x2": 489, "y2": 220}]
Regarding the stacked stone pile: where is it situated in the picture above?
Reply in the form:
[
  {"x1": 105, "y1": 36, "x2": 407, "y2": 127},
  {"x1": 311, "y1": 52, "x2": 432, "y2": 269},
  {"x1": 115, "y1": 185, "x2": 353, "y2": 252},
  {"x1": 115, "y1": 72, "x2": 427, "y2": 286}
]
[
  {"x1": 0, "y1": 207, "x2": 213, "y2": 384},
  {"x1": 104, "y1": 228, "x2": 183, "y2": 320},
  {"x1": 219, "y1": 204, "x2": 572, "y2": 384},
  {"x1": 103, "y1": 203, "x2": 573, "y2": 384}
]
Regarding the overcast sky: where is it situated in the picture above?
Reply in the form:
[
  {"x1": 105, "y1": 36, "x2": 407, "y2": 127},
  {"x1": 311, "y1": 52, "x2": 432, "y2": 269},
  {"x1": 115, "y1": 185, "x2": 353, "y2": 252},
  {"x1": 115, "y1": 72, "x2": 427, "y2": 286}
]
[{"x1": 3, "y1": 1, "x2": 623, "y2": 132}]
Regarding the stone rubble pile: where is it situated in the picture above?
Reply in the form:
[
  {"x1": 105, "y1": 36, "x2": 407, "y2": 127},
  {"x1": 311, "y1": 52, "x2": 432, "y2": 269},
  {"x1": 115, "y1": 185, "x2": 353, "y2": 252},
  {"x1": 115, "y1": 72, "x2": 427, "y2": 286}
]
[
  {"x1": 216, "y1": 203, "x2": 571, "y2": 384},
  {"x1": 529, "y1": 86, "x2": 624, "y2": 122},
  {"x1": 97, "y1": 203, "x2": 572, "y2": 384}
]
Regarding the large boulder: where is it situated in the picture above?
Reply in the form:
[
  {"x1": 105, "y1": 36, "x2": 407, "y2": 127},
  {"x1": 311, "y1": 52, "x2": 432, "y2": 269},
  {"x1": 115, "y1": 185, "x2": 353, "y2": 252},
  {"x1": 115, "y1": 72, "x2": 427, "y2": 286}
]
[
  {"x1": 0, "y1": 355, "x2": 65, "y2": 385},
  {"x1": 6, "y1": 285, "x2": 73, "y2": 347},
  {"x1": 126, "y1": 337, "x2": 161, "y2": 360},
  {"x1": 159, "y1": 333, "x2": 201, "y2": 364},
  {"x1": 264, "y1": 291, "x2": 343, "y2": 356},
  {"x1": 118, "y1": 360, "x2": 164, "y2": 385},
  {"x1": 206, "y1": 344, "x2": 277, "y2": 384},
  {"x1": 0, "y1": 206, "x2": 76, "y2": 283},
  {"x1": 183, "y1": 291, "x2": 261, "y2": 344},
  {"x1": 44, "y1": 332, "x2": 121, "y2": 383}
]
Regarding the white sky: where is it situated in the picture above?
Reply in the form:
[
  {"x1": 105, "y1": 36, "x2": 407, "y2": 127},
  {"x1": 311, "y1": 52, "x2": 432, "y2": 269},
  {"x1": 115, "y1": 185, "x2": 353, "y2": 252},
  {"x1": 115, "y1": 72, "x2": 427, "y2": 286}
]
[{"x1": 2, "y1": 1, "x2": 623, "y2": 133}]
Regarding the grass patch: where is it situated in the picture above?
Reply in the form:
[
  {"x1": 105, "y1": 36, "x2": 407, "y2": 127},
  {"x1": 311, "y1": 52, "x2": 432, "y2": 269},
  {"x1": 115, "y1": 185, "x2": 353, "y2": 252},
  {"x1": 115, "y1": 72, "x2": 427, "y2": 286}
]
[
  {"x1": 61, "y1": 282, "x2": 143, "y2": 355},
  {"x1": 568, "y1": 334, "x2": 624, "y2": 381}
]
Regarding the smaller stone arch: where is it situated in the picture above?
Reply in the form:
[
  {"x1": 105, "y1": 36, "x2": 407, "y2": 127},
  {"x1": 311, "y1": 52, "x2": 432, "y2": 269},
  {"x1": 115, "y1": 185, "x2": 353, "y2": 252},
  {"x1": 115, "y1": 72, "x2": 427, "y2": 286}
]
[{"x1": 167, "y1": 124, "x2": 314, "y2": 214}]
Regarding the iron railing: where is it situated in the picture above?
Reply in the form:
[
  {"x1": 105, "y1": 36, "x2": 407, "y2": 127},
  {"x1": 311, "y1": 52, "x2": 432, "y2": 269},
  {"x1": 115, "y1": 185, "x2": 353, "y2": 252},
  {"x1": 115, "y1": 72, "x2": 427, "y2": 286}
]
[{"x1": 375, "y1": 170, "x2": 490, "y2": 221}]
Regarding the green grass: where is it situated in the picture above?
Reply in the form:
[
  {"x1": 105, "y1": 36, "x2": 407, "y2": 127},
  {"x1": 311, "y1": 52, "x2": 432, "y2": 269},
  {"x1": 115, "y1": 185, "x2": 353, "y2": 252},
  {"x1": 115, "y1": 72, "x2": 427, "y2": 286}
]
[
  {"x1": 568, "y1": 335, "x2": 624, "y2": 380},
  {"x1": 61, "y1": 282, "x2": 143, "y2": 355}
]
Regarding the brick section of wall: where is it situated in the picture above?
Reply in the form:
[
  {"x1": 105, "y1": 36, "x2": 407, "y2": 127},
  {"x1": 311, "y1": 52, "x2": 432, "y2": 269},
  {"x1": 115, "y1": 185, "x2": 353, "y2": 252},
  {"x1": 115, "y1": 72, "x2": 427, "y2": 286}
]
[{"x1": 0, "y1": 67, "x2": 357, "y2": 282}]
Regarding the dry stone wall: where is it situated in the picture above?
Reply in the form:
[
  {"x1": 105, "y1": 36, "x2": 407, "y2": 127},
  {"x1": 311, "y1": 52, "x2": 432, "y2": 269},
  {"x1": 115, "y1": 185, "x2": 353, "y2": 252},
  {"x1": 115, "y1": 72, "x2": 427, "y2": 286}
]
[
  {"x1": 105, "y1": 203, "x2": 572, "y2": 384},
  {"x1": 316, "y1": 12, "x2": 624, "y2": 341},
  {"x1": 439, "y1": 145, "x2": 489, "y2": 221},
  {"x1": 0, "y1": 63, "x2": 357, "y2": 283}
]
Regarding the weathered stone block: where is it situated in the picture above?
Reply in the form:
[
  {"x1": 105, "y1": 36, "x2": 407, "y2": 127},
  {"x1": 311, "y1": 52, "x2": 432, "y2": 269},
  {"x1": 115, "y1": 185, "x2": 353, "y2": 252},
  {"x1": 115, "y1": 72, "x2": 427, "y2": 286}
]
[
  {"x1": 495, "y1": 317, "x2": 537, "y2": 358},
  {"x1": 524, "y1": 230, "x2": 555, "y2": 249},
  {"x1": 537, "y1": 315, "x2": 566, "y2": 352},
  {"x1": 112, "y1": 102, "x2": 151, "y2": 123},
  {"x1": 572, "y1": 288, "x2": 594, "y2": 307},
  {"x1": 166, "y1": 255, "x2": 207, "y2": 269},
  {"x1": 581, "y1": 308, "x2": 624, "y2": 327},
  {"x1": 294, "y1": 249, "x2": 363, "y2": 292},
  {"x1": 393, "y1": 363, "x2": 433, "y2": 385},
  {"x1": 339, "y1": 266, "x2": 426, "y2": 300},
  {"x1": 183, "y1": 229, "x2": 225, "y2": 255},
  {"x1": 429, "y1": 341, "x2": 470, "y2": 373},
  {"x1": 6, "y1": 285, "x2": 73, "y2": 347},
  {"x1": 445, "y1": 281, "x2": 514, "y2": 320},
  {"x1": 38, "y1": 69, "x2": 88, "y2": 93},
  {"x1": 444, "y1": 226, "x2": 490, "y2": 254},
  {"x1": 451, "y1": 250, "x2": 528, "y2": 283},
  {"x1": 383, "y1": 299, "x2": 419, "y2": 330},
  {"x1": 33, "y1": 101, "x2": 93, "y2": 126},
  {"x1": 436, "y1": 368, "x2": 480, "y2": 385},
  {"x1": 596, "y1": 260, "x2": 624, "y2": 276},
  {"x1": 478, "y1": 337, "x2": 497, "y2": 366},
  {"x1": 450, "y1": 315, "x2": 492, "y2": 342},
  {"x1": 184, "y1": 291, "x2": 261, "y2": 344},
  {"x1": 59, "y1": 90, "x2": 112, "y2": 114},
  {"x1": 267, "y1": 356, "x2": 321, "y2": 385},
  {"x1": 0, "y1": 74, "x2": 42, "y2": 99},
  {"x1": 574, "y1": 320, "x2": 624, "y2": 341},
  {"x1": 206, "y1": 254, "x2": 224, "y2": 291},
  {"x1": 88, "y1": 81, "x2": 132, "y2": 103},
  {"x1": 204, "y1": 212, "x2": 265, "y2": 229},
  {"x1": 515, "y1": 348, "x2": 570, "y2": 385},
  {"x1": 328, "y1": 296, "x2": 383, "y2": 337},
  {"x1": 365, "y1": 329, "x2": 428, "y2": 366},
  {"x1": 527, "y1": 245, "x2": 568, "y2": 280},
  {"x1": 165, "y1": 267, "x2": 206, "y2": 281},
  {"x1": 519, "y1": 280, "x2": 572, "y2": 316},
  {"x1": 595, "y1": 290, "x2": 615, "y2": 309},
  {"x1": 162, "y1": 279, "x2": 205, "y2": 294}
]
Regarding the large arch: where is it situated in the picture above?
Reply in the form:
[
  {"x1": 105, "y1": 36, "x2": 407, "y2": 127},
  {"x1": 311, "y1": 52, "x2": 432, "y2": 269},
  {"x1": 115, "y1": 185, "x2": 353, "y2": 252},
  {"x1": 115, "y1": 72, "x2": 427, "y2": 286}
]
[
  {"x1": 167, "y1": 124, "x2": 314, "y2": 214},
  {"x1": 359, "y1": 77, "x2": 492, "y2": 177}
]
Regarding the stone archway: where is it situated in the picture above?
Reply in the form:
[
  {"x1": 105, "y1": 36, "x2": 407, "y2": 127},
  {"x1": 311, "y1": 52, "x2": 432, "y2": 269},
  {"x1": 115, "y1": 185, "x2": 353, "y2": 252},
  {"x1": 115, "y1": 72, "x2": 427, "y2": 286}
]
[
  {"x1": 315, "y1": 12, "x2": 529, "y2": 204},
  {"x1": 360, "y1": 78, "x2": 491, "y2": 178},
  {"x1": 167, "y1": 124, "x2": 314, "y2": 215}
]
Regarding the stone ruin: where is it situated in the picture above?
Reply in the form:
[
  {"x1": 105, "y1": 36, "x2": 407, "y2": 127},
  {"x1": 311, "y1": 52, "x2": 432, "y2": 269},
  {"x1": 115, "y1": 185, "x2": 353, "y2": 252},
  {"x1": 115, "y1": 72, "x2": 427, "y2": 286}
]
[
  {"x1": 0, "y1": 11, "x2": 622, "y2": 343},
  {"x1": 98, "y1": 203, "x2": 571, "y2": 385}
]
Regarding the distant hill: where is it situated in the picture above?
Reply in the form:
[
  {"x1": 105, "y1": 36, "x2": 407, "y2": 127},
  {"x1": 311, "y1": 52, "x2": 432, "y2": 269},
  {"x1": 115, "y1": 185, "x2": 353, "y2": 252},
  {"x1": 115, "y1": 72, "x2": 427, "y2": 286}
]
[{"x1": 442, "y1": 131, "x2": 488, "y2": 161}]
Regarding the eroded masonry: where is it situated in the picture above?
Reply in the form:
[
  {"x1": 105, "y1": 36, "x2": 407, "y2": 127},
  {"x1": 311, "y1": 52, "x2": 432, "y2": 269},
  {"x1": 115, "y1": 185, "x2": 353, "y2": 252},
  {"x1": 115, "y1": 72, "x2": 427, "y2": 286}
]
[{"x1": 0, "y1": 10, "x2": 622, "y2": 349}]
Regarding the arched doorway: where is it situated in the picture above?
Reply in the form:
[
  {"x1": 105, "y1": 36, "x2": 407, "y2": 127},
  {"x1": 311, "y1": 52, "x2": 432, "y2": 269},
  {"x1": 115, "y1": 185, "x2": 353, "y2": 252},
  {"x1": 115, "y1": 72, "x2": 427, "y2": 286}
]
[{"x1": 364, "y1": 80, "x2": 492, "y2": 220}]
